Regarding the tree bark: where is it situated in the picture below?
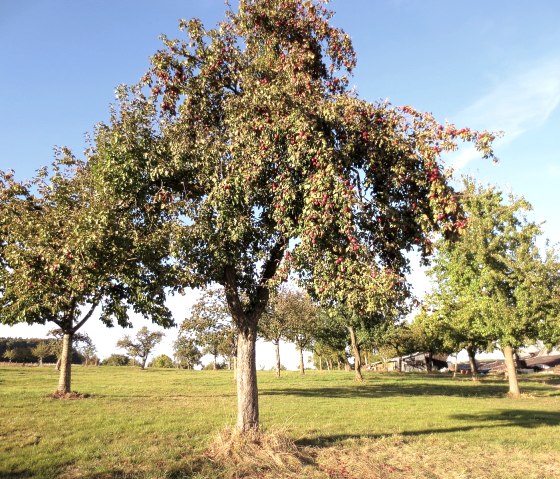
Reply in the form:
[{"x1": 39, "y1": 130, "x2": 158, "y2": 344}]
[
  {"x1": 503, "y1": 345, "x2": 521, "y2": 397},
  {"x1": 347, "y1": 325, "x2": 363, "y2": 381},
  {"x1": 57, "y1": 332, "x2": 73, "y2": 394},
  {"x1": 236, "y1": 320, "x2": 259, "y2": 432},
  {"x1": 467, "y1": 345, "x2": 479, "y2": 381},
  {"x1": 274, "y1": 341, "x2": 281, "y2": 378},
  {"x1": 452, "y1": 353, "x2": 459, "y2": 378},
  {"x1": 298, "y1": 347, "x2": 305, "y2": 375},
  {"x1": 425, "y1": 352, "x2": 433, "y2": 373}
]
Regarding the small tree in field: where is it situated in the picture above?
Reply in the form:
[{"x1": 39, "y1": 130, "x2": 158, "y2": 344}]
[
  {"x1": 173, "y1": 334, "x2": 202, "y2": 369},
  {"x1": 265, "y1": 288, "x2": 320, "y2": 375},
  {"x1": 91, "y1": 0, "x2": 495, "y2": 431},
  {"x1": 3, "y1": 348, "x2": 17, "y2": 363},
  {"x1": 0, "y1": 159, "x2": 173, "y2": 394},
  {"x1": 117, "y1": 327, "x2": 164, "y2": 369},
  {"x1": 180, "y1": 288, "x2": 236, "y2": 369},
  {"x1": 150, "y1": 354, "x2": 174, "y2": 368},
  {"x1": 31, "y1": 341, "x2": 53, "y2": 367}
]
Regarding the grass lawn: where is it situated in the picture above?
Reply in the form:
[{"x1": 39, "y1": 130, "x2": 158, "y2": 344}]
[{"x1": 1, "y1": 366, "x2": 559, "y2": 478}]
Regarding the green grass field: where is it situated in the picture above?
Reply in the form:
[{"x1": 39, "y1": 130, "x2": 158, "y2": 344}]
[{"x1": 1, "y1": 366, "x2": 559, "y2": 478}]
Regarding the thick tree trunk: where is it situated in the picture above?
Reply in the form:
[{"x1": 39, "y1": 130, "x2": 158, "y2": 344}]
[
  {"x1": 467, "y1": 346, "x2": 479, "y2": 381},
  {"x1": 274, "y1": 341, "x2": 281, "y2": 378},
  {"x1": 347, "y1": 326, "x2": 363, "y2": 381},
  {"x1": 298, "y1": 347, "x2": 305, "y2": 375},
  {"x1": 503, "y1": 345, "x2": 521, "y2": 397},
  {"x1": 57, "y1": 332, "x2": 73, "y2": 394},
  {"x1": 141, "y1": 356, "x2": 148, "y2": 369},
  {"x1": 236, "y1": 321, "x2": 259, "y2": 432}
]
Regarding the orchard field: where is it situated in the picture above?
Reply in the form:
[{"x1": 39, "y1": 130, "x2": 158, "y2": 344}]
[{"x1": 1, "y1": 366, "x2": 559, "y2": 479}]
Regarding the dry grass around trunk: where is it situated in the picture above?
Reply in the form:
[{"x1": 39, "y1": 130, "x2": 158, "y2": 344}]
[
  {"x1": 204, "y1": 427, "x2": 317, "y2": 478},
  {"x1": 203, "y1": 430, "x2": 560, "y2": 479},
  {"x1": 50, "y1": 391, "x2": 90, "y2": 400}
]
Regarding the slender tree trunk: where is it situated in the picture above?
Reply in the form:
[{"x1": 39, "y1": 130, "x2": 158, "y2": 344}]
[
  {"x1": 214, "y1": 353, "x2": 218, "y2": 370},
  {"x1": 467, "y1": 346, "x2": 479, "y2": 381},
  {"x1": 236, "y1": 320, "x2": 259, "y2": 432},
  {"x1": 298, "y1": 347, "x2": 305, "y2": 375},
  {"x1": 347, "y1": 325, "x2": 363, "y2": 381},
  {"x1": 38, "y1": 358, "x2": 43, "y2": 367},
  {"x1": 232, "y1": 356, "x2": 237, "y2": 381},
  {"x1": 274, "y1": 341, "x2": 281, "y2": 378},
  {"x1": 503, "y1": 345, "x2": 521, "y2": 397},
  {"x1": 425, "y1": 352, "x2": 433, "y2": 373},
  {"x1": 57, "y1": 332, "x2": 73, "y2": 394},
  {"x1": 319, "y1": 356, "x2": 323, "y2": 371},
  {"x1": 453, "y1": 353, "x2": 459, "y2": 378},
  {"x1": 141, "y1": 356, "x2": 148, "y2": 369}
]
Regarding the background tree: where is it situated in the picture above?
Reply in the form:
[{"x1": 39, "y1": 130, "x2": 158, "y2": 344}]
[
  {"x1": 410, "y1": 310, "x2": 455, "y2": 373},
  {"x1": 0, "y1": 157, "x2": 174, "y2": 394},
  {"x1": 260, "y1": 288, "x2": 296, "y2": 377},
  {"x1": 2, "y1": 348, "x2": 18, "y2": 363},
  {"x1": 117, "y1": 327, "x2": 164, "y2": 369},
  {"x1": 281, "y1": 290, "x2": 319, "y2": 375},
  {"x1": 371, "y1": 322, "x2": 416, "y2": 372},
  {"x1": 80, "y1": 343, "x2": 98, "y2": 366},
  {"x1": 180, "y1": 288, "x2": 235, "y2": 370},
  {"x1": 31, "y1": 341, "x2": 52, "y2": 367},
  {"x1": 101, "y1": 354, "x2": 130, "y2": 366},
  {"x1": 91, "y1": 0, "x2": 495, "y2": 431},
  {"x1": 173, "y1": 334, "x2": 202, "y2": 369},
  {"x1": 426, "y1": 179, "x2": 557, "y2": 396},
  {"x1": 150, "y1": 354, "x2": 174, "y2": 368}
]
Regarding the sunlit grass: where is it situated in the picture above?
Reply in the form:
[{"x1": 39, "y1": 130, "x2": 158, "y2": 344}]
[{"x1": 1, "y1": 366, "x2": 559, "y2": 478}]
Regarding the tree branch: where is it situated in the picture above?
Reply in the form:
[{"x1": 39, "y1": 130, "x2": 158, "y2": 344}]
[{"x1": 72, "y1": 301, "x2": 99, "y2": 334}]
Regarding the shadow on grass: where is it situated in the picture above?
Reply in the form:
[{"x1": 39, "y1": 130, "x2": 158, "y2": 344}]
[
  {"x1": 295, "y1": 408, "x2": 560, "y2": 447},
  {"x1": 261, "y1": 375, "x2": 560, "y2": 400}
]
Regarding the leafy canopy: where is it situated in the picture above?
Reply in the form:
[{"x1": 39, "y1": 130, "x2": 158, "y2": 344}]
[{"x1": 91, "y1": 0, "x2": 497, "y2": 322}]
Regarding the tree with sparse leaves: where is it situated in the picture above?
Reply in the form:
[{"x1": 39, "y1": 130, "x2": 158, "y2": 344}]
[
  {"x1": 426, "y1": 179, "x2": 559, "y2": 396},
  {"x1": 90, "y1": 0, "x2": 495, "y2": 431},
  {"x1": 117, "y1": 326, "x2": 164, "y2": 369}
]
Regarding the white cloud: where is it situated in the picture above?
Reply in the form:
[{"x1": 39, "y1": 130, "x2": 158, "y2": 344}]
[{"x1": 450, "y1": 58, "x2": 560, "y2": 169}]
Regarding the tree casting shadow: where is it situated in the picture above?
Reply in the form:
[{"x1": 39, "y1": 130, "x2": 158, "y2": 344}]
[{"x1": 295, "y1": 408, "x2": 560, "y2": 447}]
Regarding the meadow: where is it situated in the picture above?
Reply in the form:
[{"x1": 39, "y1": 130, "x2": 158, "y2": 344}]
[{"x1": 1, "y1": 366, "x2": 559, "y2": 479}]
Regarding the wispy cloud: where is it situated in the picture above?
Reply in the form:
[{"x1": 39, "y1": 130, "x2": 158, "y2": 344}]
[{"x1": 450, "y1": 58, "x2": 560, "y2": 169}]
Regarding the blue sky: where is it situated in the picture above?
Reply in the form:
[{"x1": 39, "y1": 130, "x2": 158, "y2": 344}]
[{"x1": 1, "y1": 1, "x2": 559, "y2": 366}]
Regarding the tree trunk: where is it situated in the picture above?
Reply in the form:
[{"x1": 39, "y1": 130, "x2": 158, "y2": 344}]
[
  {"x1": 319, "y1": 356, "x2": 323, "y2": 371},
  {"x1": 425, "y1": 352, "x2": 433, "y2": 373},
  {"x1": 503, "y1": 345, "x2": 521, "y2": 397},
  {"x1": 38, "y1": 358, "x2": 43, "y2": 367},
  {"x1": 453, "y1": 353, "x2": 458, "y2": 378},
  {"x1": 467, "y1": 346, "x2": 479, "y2": 381},
  {"x1": 298, "y1": 347, "x2": 305, "y2": 375},
  {"x1": 274, "y1": 341, "x2": 281, "y2": 378},
  {"x1": 213, "y1": 353, "x2": 218, "y2": 370},
  {"x1": 236, "y1": 321, "x2": 259, "y2": 432},
  {"x1": 347, "y1": 325, "x2": 363, "y2": 381},
  {"x1": 141, "y1": 356, "x2": 148, "y2": 369},
  {"x1": 57, "y1": 332, "x2": 73, "y2": 394}
]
